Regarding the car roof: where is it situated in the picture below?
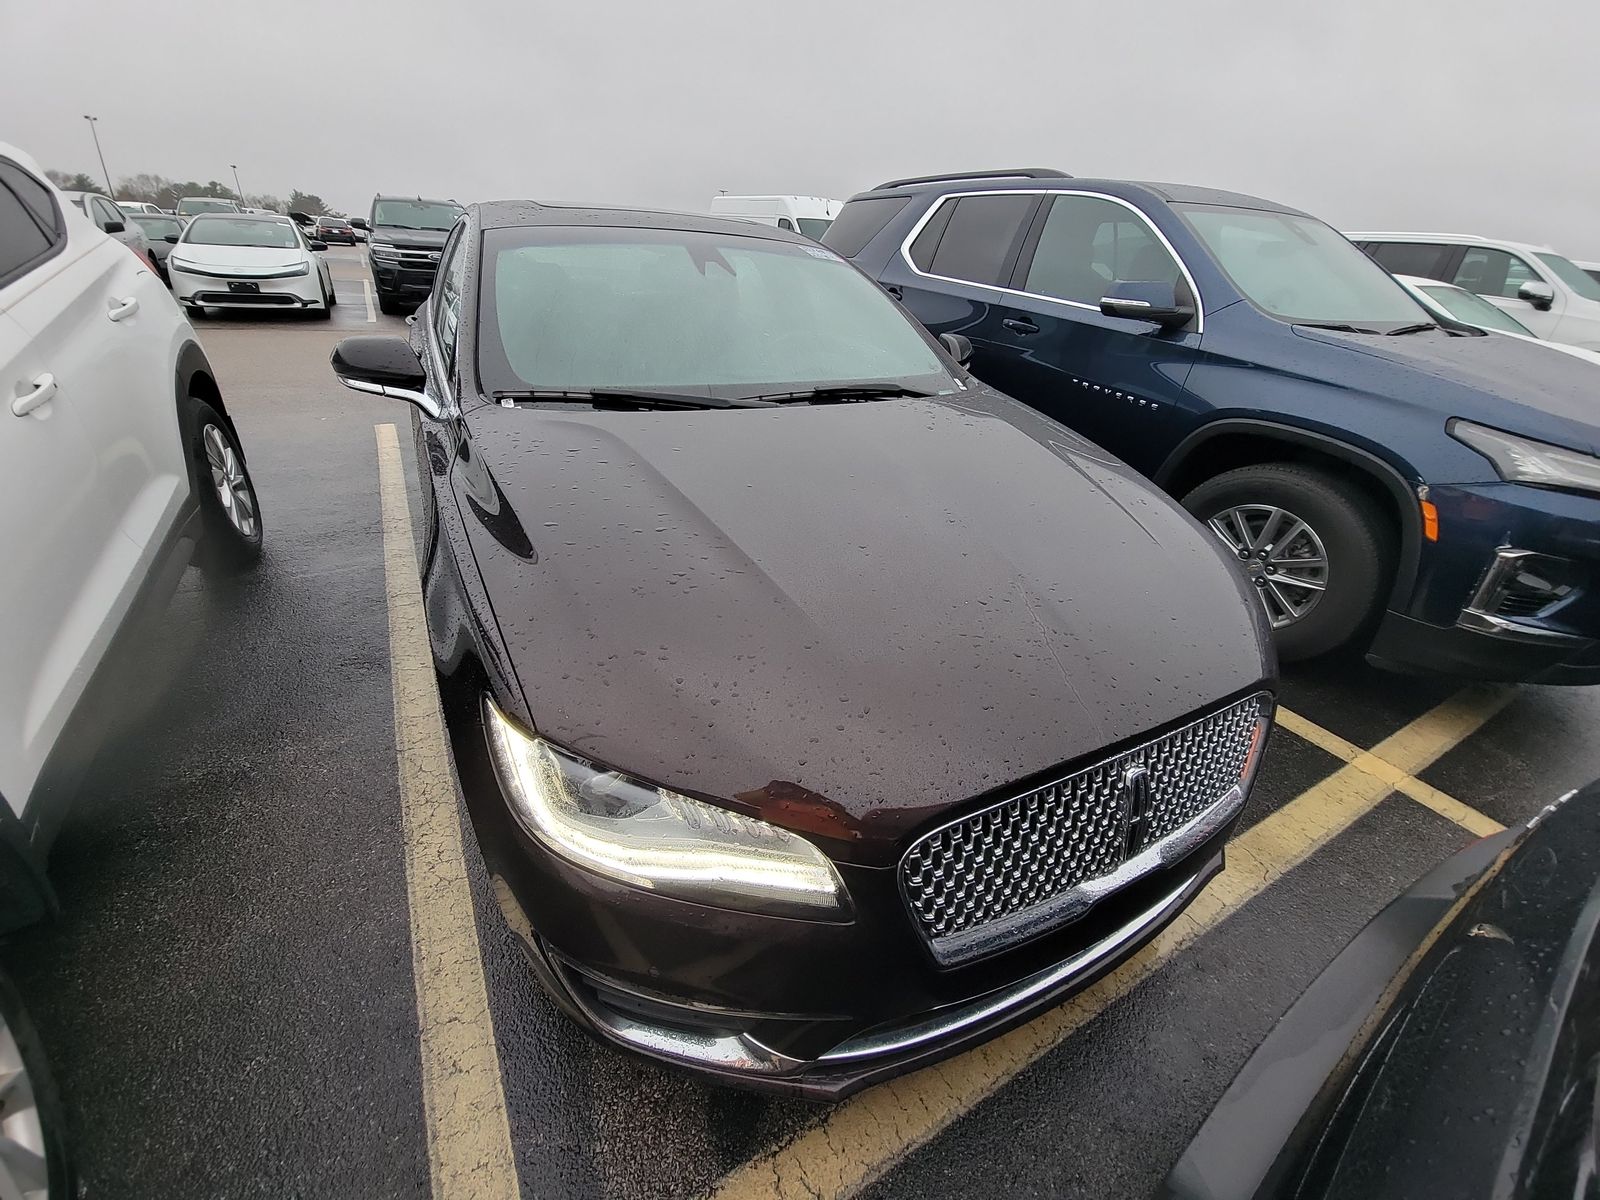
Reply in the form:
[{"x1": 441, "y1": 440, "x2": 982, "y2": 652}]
[
  {"x1": 852, "y1": 171, "x2": 1309, "y2": 216},
  {"x1": 188, "y1": 211, "x2": 290, "y2": 222},
  {"x1": 374, "y1": 195, "x2": 460, "y2": 205},
  {"x1": 473, "y1": 199, "x2": 811, "y2": 241},
  {"x1": 1348, "y1": 231, "x2": 1558, "y2": 254}
]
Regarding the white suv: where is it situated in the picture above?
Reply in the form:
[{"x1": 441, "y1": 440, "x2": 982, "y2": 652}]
[
  {"x1": 0, "y1": 143, "x2": 264, "y2": 1195},
  {"x1": 1350, "y1": 232, "x2": 1600, "y2": 350}
]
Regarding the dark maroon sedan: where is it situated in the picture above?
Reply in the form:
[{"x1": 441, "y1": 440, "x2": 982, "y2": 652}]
[
  {"x1": 314, "y1": 216, "x2": 357, "y2": 245},
  {"x1": 330, "y1": 202, "x2": 1275, "y2": 1097}
]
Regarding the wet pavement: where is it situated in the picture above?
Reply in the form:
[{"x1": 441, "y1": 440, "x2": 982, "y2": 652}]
[{"x1": 10, "y1": 247, "x2": 1600, "y2": 1199}]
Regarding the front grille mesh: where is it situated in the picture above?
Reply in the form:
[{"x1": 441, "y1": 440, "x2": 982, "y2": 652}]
[{"x1": 900, "y1": 695, "x2": 1268, "y2": 955}]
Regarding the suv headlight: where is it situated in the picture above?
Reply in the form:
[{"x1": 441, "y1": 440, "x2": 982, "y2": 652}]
[
  {"x1": 370, "y1": 240, "x2": 400, "y2": 259},
  {"x1": 1450, "y1": 419, "x2": 1600, "y2": 495},
  {"x1": 483, "y1": 698, "x2": 850, "y2": 921}
]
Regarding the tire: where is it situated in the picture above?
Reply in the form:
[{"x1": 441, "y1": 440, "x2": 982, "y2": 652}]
[
  {"x1": 187, "y1": 400, "x2": 264, "y2": 574},
  {"x1": 188, "y1": 305, "x2": 209, "y2": 320},
  {"x1": 327, "y1": 279, "x2": 337, "y2": 307},
  {"x1": 1182, "y1": 463, "x2": 1391, "y2": 661},
  {"x1": 0, "y1": 969, "x2": 75, "y2": 1199},
  {"x1": 377, "y1": 293, "x2": 405, "y2": 316}
]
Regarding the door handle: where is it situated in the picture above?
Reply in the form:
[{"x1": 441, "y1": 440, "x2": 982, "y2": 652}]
[
  {"x1": 1002, "y1": 318, "x2": 1039, "y2": 335},
  {"x1": 12, "y1": 373, "x2": 58, "y2": 417},
  {"x1": 107, "y1": 296, "x2": 140, "y2": 322}
]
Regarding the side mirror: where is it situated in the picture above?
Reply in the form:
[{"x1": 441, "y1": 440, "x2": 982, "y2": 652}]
[
  {"x1": 939, "y1": 332, "x2": 973, "y2": 367},
  {"x1": 309, "y1": 239, "x2": 328, "y2": 252},
  {"x1": 104, "y1": 220, "x2": 125, "y2": 234},
  {"x1": 164, "y1": 233, "x2": 180, "y2": 243},
  {"x1": 1517, "y1": 280, "x2": 1555, "y2": 311},
  {"x1": 330, "y1": 336, "x2": 438, "y2": 418},
  {"x1": 1099, "y1": 279, "x2": 1195, "y2": 330}
]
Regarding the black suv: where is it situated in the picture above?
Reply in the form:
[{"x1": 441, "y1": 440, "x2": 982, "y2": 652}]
[
  {"x1": 826, "y1": 169, "x2": 1600, "y2": 683},
  {"x1": 366, "y1": 195, "x2": 464, "y2": 314}
]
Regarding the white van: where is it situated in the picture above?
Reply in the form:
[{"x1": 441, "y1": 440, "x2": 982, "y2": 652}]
[{"x1": 708, "y1": 195, "x2": 842, "y2": 239}]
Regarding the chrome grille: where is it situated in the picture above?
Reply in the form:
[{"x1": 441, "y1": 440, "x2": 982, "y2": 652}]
[{"x1": 900, "y1": 693, "x2": 1270, "y2": 965}]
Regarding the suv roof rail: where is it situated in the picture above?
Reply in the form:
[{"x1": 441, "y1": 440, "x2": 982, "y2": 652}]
[{"x1": 872, "y1": 168, "x2": 1071, "y2": 190}]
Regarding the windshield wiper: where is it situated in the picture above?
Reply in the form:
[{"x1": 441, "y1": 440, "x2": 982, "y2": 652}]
[
  {"x1": 1385, "y1": 323, "x2": 1441, "y2": 336},
  {"x1": 490, "y1": 388, "x2": 774, "y2": 410},
  {"x1": 739, "y1": 383, "x2": 939, "y2": 404},
  {"x1": 1296, "y1": 322, "x2": 1383, "y2": 335}
]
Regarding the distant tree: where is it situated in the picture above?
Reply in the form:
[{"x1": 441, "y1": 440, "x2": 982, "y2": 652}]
[
  {"x1": 245, "y1": 193, "x2": 284, "y2": 213},
  {"x1": 288, "y1": 189, "x2": 330, "y2": 216},
  {"x1": 46, "y1": 170, "x2": 100, "y2": 192}
]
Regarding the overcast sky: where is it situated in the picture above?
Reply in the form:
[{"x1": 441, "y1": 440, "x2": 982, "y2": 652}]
[{"x1": 6, "y1": 0, "x2": 1597, "y2": 258}]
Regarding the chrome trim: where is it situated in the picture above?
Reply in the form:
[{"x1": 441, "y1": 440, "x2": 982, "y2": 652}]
[
  {"x1": 896, "y1": 189, "x2": 1205, "y2": 334},
  {"x1": 1458, "y1": 546, "x2": 1583, "y2": 643},
  {"x1": 819, "y1": 873, "x2": 1200, "y2": 1063},
  {"x1": 335, "y1": 374, "x2": 442, "y2": 420},
  {"x1": 169, "y1": 260, "x2": 310, "y2": 279},
  {"x1": 915, "y1": 784, "x2": 1243, "y2": 968}
]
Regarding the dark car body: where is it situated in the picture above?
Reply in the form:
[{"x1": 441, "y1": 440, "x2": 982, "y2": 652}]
[
  {"x1": 827, "y1": 170, "x2": 1600, "y2": 684},
  {"x1": 314, "y1": 217, "x2": 357, "y2": 245},
  {"x1": 1164, "y1": 779, "x2": 1600, "y2": 1200},
  {"x1": 126, "y1": 213, "x2": 185, "y2": 284},
  {"x1": 332, "y1": 202, "x2": 1274, "y2": 1096},
  {"x1": 366, "y1": 195, "x2": 463, "y2": 312}
]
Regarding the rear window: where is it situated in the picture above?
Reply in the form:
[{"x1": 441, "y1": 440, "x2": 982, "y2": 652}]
[
  {"x1": 820, "y1": 196, "x2": 910, "y2": 258},
  {"x1": 916, "y1": 194, "x2": 1035, "y2": 287},
  {"x1": 1365, "y1": 241, "x2": 1453, "y2": 281}
]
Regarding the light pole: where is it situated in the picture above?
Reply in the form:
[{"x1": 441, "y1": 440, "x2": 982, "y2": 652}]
[
  {"x1": 82, "y1": 115, "x2": 112, "y2": 197},
  {"x1": 230, "y1": 164, "x2": 244, "y2": 205}
]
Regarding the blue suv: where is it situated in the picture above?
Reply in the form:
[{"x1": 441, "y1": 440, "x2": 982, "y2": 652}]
[{"x1": 824, "y1": 168, "x2": 1600, "y2": 683}]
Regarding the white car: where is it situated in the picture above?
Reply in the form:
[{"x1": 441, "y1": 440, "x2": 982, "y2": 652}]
[
  {"x1": 707, "y1": 194, "x2": 842, "y2": 239},
  {"x1": 117, "y1": 200, "x2": 166, "y2": 215},
  {"x1": 58, "y1": 189, "x2": 153, "y2": 269},
  {"x1": 1394, "y1": 274, "x2": 1600, "y2": 371},
  {"x1": 168, "y1": 213, "x2": 335, "y2": 319},
  {"x1": 1351, "y1": 232, "x2": 1600, "y2": 350},
  {"x1": 1, "y1": 141, "x2": 264, "y2": 1198}
]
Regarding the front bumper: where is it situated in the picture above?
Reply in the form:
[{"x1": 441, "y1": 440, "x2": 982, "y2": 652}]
[
  {"x1": 368, "y1": 253, "x2": 440, "y2": 299},
  {"x1": 1369, "y1": 481, "x2": 1600, "y2": 683},
  {"x1": 449, "y1": 691, "x2": 1261, "y2": 1099},
  {"x1": 170, "y1": 266, "x2": 324, "y2": 310}
]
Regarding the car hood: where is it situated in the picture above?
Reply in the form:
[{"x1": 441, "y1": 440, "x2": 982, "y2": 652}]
[
  {"x1": 170, "y1": 242, "x2": 307, "y2": 272},
  {"x1": 1292, "y1": 325, "x2": 1600, "y2": 454},
  {"x1": 371, "y1": 225, "x2": 449, "y2": 250},
  {"x1": 453, "y1": 391, "x2": 1270, "y2": 862}
]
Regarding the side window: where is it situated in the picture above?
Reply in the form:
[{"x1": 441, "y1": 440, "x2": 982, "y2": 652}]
[
  {"x1": 776, "y1": 217, "x2": 795, "y2": 232},
  {"x1": 1364, "y1": 242, "x2": 1453, "y2": 281},
  {"x1": 432, "y1": 225, "x2": 468, "y2": 370},
  {"x1": 921, "y1": 194, "x2": 1035, "y2": 286},
  {"x1": 91, "y1": 197, "x2": 121, "y2": 229},
  {"x1": 0, "y1": 160, "x2": 64, "y2": 289},
  {"x1": 820, "y1": 195, "x2": 911, "y2": 257},
  {"x1": 1021, "y1": 195, "x2": 1180, "y2": 306},
  {"x1": 1453, "y1": 247, "x2": 1538, "y2": 299}
]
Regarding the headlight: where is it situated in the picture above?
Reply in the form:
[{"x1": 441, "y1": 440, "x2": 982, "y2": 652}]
[
  {"x1": 169, "y1": 257, "x2": 203, "y2": 273},
  {"x1": 1450, "y1": 419, "x2": 1600, "y2": 495},
  {"x1": 370, "y1": 241, "x2": 400, "y2": 259},
  {"x1": 483, "y1": 698, "x2": 850, "y2": 921}
]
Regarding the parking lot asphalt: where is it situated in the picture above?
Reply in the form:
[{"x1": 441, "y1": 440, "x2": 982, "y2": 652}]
[{"x1": 10, "y1": 246, "x2": 1600, "y2": 1200}]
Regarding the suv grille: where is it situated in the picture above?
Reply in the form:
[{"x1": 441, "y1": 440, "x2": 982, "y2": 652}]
[{"x1": 899, "y1": 693, "x2": 1270, "y2": 966}]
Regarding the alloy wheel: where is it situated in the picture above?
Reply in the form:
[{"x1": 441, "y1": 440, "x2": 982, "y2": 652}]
[
  {"x1": 0, "y1": 1009, "x2": 48, "y2": 1200},
  {"x1": 1207, "y1": 504, "x2": 1329, "y2": 629},
  {"x1": 203, "y1": 423, "x2": 258, "y2": 539}
]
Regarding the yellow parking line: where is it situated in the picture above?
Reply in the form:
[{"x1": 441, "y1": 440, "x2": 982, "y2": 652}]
[
  {"x1": 376, "y1": 423, "x2": 520, "y2": 1200},
  {"x1": 704, "y1": 684, "x2": 1515, "y2": 1200},
  {"x1": 1276, "y1": 706, "x2": 1507, "y2": 837}
]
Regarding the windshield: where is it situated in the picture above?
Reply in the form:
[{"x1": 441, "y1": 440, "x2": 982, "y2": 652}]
[
  {"x1": 182, "y1": 217, "x2": 300, "y2": 248},
  {"x1": 797, "y1": 217, "x2": 832, "y2": 240},
  {"x1": 1536, "y1": 252, "x2": 1600, "y2": 302},
  {"x1": 479, "y1": 226, "x2": 952, "y2": 398},
  {"x1": 1418, "y1": 284, "x2": 1534, "y2": 335},
  {"x1": 129, "y1": 215, "x2": 184, "y2": 240},
  {"x1": 178, "y1": 199, "x2": 239, "y2": 215},
  {"x1": 1179, "y1": 205, "x2": 1429, "y2": 328},
  {"x1": 373, "y1": 200, "x2": 462, "y2": 230}
]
